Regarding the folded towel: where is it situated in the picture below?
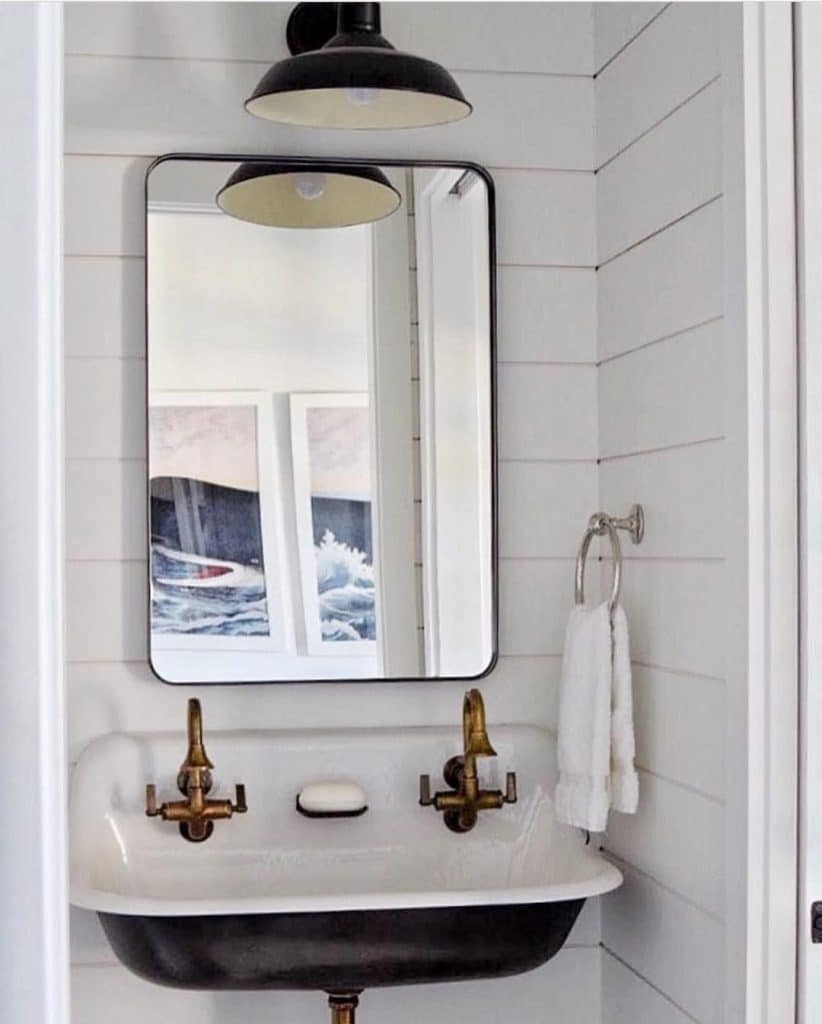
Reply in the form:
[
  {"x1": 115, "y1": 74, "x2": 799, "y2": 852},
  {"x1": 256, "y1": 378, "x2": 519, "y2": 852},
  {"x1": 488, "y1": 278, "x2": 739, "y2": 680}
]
[
  {"x1": 554, "y1": 602, "x2": 638, "y2": 832},
  {"x1": 610, "y1": 605, "x2": 639, "y2": 814}
]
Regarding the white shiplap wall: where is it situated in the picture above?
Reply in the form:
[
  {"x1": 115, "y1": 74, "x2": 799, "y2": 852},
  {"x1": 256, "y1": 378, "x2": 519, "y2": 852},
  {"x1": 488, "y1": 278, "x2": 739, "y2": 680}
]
[
  {"x1": 594, "y1": 6, "x2": 727, "y2": 1023},
  {"x1": 64, "y1": 4, "x2": 603, "y2": 1022}
]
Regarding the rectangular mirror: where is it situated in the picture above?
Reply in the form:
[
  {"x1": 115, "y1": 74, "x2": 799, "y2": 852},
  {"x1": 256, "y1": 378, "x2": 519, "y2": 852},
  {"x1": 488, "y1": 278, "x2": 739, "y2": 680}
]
[{"x1": 146, "y1": 156, "x2": 496, "y2": 683}]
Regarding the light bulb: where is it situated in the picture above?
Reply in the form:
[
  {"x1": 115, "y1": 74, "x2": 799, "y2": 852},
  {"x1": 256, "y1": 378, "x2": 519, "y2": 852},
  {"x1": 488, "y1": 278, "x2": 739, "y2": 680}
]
[
  {"x1": 294, "y1": 173, "x2": 326, "y2": 201},
  {"x1": 344, "y1": 87, "x2": 379, "y2": 107}
]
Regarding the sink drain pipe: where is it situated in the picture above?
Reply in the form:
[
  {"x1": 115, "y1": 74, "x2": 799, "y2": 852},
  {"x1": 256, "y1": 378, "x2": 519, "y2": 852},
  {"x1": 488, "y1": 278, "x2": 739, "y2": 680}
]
[{"x1": 328, "y1": 992, "x2": 361, "y2": 1024}]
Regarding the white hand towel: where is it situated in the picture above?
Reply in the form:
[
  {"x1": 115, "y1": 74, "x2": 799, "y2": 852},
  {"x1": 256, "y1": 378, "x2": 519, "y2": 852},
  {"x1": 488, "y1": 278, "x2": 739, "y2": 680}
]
[
  {"x1": 610, "y1": 605, "x2": 639, "y2": 814},
  {"x1": 554, "y1": 601, "x2": 638, "y2": 832}
]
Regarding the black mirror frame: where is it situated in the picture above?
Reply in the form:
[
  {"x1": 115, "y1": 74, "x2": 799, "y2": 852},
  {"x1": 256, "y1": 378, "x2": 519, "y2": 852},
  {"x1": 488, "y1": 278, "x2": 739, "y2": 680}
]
[{"x1": 144, "y1": 153, "x2": 498, "y2": 686}]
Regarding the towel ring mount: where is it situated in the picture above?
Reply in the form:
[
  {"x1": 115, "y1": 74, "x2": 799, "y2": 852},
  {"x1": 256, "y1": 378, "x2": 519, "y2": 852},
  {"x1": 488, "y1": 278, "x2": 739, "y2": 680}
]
[{"x1": 575, "y1": 504, "x2": 644, "y2": 613}]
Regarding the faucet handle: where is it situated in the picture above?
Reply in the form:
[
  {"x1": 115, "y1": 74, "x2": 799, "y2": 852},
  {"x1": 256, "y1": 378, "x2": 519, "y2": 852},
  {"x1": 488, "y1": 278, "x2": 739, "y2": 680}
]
[
  {"x1": 504, "y1": 771, "x2": 518, "y2": 805},
  {"x1": 232, "y1": 784, "x2": 248, "y2": 814},
  {"x1": 419, "y1": 774, "x2": 434, "y2": 806}
]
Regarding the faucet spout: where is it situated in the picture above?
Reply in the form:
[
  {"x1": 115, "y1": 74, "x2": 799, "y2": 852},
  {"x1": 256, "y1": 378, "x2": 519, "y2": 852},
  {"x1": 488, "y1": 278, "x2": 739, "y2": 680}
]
[
  {"x1": 176, "y1": 698, "x2": 214, "y2": 797},
  {"x1": 462, "y1": 688, "x2": 497, "y2": 759},
  {"x1": 184, "y1": 698, "x2": 214, "y2": 772}
]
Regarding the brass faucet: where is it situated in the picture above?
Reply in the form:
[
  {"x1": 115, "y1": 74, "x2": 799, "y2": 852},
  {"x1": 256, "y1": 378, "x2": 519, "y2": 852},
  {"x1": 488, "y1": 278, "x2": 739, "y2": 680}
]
[
  {"x1": 145, "y1": 698, "x2": 247, "y2": 843},
  {"x1": 419, "y1": 689, "x2": 517, "y2": 833}
]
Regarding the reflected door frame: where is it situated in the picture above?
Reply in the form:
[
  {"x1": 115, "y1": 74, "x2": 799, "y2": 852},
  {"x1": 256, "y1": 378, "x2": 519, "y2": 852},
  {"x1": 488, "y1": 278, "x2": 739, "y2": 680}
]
[
  {"x1": 414, "y1": 167, "x2": 494, "y2": 678},
  {"x1": 368, "y1": 168, "x2": 421, "y2": 677}
]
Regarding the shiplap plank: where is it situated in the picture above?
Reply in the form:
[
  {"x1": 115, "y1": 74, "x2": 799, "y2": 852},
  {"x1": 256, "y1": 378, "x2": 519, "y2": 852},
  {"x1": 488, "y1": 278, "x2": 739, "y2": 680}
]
[
  {"x1": 597, "y1": 80, "x2": 722, "y2": 264},
  {"x1": 64, "y1": 555, "x2": 567, "y2": 700},
  {"x1": 616, "y1": 560, "x2": 726, "y2": 680},
  {"x1": 65, "y1": 656, "x2": 561, "y2": 764},
  {"x1": 598, "y1": 321, "x2": 724, "y2": 460},
  {"x1": 596, "y1": 3, "x2": 720, "y2": 166},
  {"x1": 599, "y1": 440, "x2": 725, "y2": 559},
  {"x1": 605, "y1": 771, "x2": 724, "y2": 915},
  {"x1": 498, "y1": 267, "x2": 597, "y2": 364},
  {"x1": 594, "y1": 3, "x2": 666, "y2": 73},
  {"x1": 65, "y1": 156, "x2": 149, "y2": 257},
  {"x1": 65, "y1": 358, "x2": 145, "y2": 459},
  {"x1": 66, "y1": 55, "x2": 594, "y2": 171},
  {"x1": 496, "y1": 170, "x2": 596, "y2": 267},
  {"x1": 71, "y1": 948, "x2": 601, "y2": 1024},
  {"x1": 65, "y1": 560, "x2": 147, "y2": 663},
  {"x1": 500, "y1": 462, "x2": 598, "y2": 558},
  {"x1": 602, "y1": 950, "x2": 695, "y2": 1024},
  {"x1": 70, "y1": 909, "x2": 116, "y2": 966},
  {"x1": 490, "y1": 654, "x2": 561, "y2": 730},
  {"x1": 633, "y1": 664, "x2": 725, "y2": 800},
  {"x1": 66, "y1": 2, "x2": 595, "y2": 76},
  {"x1": 500, "y1": 560, "x2": 573, "y2": 657},
  {"x1": 499, "y1": 365, "x2": 597, "y2": 461},
  {"x1": 602, "y1": 866, "x2": 724, "y2": 1023},
  {"x1": 567, "y1": 897, "x2": 601, "y2": 948},
  {"x1": 598, "y1": 198, "x2": 723, "y2": 362},
  {"x1": 390, "y1": 3, "x2": 595, "y2": 77},
  {"x1": 66, "y1": 157, "x2": 596, "y2": 269},
  {"x1": 66, "y1": 459, "x2": 146, "y2": 561},
  {"x1": 63, "y1": 1, "x2": 292, "y2": 60},
  {"x1": 65, "y1": 256, "x2": 145, "y2": 357},
  {"x1": 71, "y1": 965, "x2": 217, "y2": 1022}
]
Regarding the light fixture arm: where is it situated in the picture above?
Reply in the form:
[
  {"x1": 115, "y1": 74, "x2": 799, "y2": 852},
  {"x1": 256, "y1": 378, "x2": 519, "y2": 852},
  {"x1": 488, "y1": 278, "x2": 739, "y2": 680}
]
[
  {"x1": 286, "y1": 2, "x2": 388, "y2": 57},
  {"x1": 337, "y1": 3, "x2": 381, "y2": 36}
]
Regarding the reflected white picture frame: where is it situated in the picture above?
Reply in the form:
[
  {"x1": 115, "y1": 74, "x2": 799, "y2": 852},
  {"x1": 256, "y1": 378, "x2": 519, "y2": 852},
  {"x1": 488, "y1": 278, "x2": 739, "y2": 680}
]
[
  {"x1": 289, "y1": 392, "x2": 378, "y2": 658},
  {"x1": 148, "y1": 390, "x2": 294, "y2": 662}
]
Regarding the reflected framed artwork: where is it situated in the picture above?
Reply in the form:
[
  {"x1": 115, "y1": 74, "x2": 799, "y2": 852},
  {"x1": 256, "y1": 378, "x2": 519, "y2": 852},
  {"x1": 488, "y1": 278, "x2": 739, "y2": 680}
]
[
  {"x1": 148, "y1": 391, "x2": 292, "y2": 663},
  {"x1": 289, "y1": 393, "x2": 378, "y2": 657}
]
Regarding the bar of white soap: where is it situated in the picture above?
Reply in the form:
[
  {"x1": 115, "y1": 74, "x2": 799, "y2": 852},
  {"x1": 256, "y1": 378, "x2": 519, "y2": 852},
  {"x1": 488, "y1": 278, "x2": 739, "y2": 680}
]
[{"x1": 298, "y1": 781, "x2": 367, "y2": 814}]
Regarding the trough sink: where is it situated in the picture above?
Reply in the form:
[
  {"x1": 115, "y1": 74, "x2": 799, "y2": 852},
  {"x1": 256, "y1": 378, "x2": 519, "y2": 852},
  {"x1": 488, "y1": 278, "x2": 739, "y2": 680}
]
[{"x1": 70, "y1": 725, "x2": 621, "y2": 992}]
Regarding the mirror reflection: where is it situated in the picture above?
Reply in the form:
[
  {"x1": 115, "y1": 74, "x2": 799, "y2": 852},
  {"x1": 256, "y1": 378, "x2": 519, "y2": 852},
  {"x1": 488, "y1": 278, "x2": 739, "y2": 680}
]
[{"x1": 146, "y1": 157, "x2": 495, "y2": 683}]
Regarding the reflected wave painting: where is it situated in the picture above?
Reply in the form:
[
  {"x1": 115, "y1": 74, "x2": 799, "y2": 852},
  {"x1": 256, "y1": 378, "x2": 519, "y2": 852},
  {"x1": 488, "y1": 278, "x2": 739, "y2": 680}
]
[
  {"x1": 315, "y1": 527, "x2": 376, "y2": 642},
  {"x1": 291, "y1": 396, "x2": 377, "y2": 651},
  {"x1": 151, "y1": 544, "x2": 269, "y2": 637},
  {"x1": 149, "y1": 403, "x2": 271, "y2": 639},
  {"x1": 307, "y1": 404, "x2": 376, "y2": 645}
]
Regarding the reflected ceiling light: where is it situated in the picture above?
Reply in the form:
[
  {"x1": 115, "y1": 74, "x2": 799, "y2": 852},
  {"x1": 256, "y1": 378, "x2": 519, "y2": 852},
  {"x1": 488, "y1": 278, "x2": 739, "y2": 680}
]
[
  {"x1": 216, "y1": 162, "x2": 401, "y2": 229},
  {"x1": 245, "y1": 2, "x2": 472, "y2": 130}
]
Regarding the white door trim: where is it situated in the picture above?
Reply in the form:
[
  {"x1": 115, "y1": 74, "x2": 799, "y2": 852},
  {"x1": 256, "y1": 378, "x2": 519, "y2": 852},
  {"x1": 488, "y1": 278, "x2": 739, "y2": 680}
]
[
  {"x1": 722, "y1": 3, "x2": 798, "y2": 1021},
  {"x1": 796, "y1": 4, "x2": 822, "y2": 1020},
  {"x1": 0, "y1": 4, "x2": 69, "y2": 1022}
]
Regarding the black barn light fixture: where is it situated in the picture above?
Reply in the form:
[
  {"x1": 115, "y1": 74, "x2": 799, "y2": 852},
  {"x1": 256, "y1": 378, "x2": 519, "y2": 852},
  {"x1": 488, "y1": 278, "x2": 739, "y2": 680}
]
[
  {"x1": 245, "y1": 2, "x2": 472, "y2": 130},
  {"x1": 216, "y1": 161, "x2": 402, "y2": 229}
]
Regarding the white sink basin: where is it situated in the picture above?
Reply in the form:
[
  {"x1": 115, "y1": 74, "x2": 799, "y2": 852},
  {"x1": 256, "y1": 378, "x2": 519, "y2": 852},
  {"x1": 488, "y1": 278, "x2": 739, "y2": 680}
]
[{"x1": 70, "y1": 724, "x2": 621, "y2": 991}]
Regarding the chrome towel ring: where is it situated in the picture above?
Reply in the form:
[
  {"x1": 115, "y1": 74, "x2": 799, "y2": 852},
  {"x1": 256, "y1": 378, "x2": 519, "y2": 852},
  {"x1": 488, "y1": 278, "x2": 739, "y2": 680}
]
[{"x1": 575, "y1": 504, "x2": 645, "y2": 614}]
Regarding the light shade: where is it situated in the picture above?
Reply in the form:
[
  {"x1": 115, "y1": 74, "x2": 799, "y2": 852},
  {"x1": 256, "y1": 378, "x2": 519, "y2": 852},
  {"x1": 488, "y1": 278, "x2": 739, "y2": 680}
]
[
  {"x1": 216, "y1": 162, "x2": 402, "y2": 229},
  {"x1": 246, "y1": 3, "x2": 472, "y2": 130}
]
